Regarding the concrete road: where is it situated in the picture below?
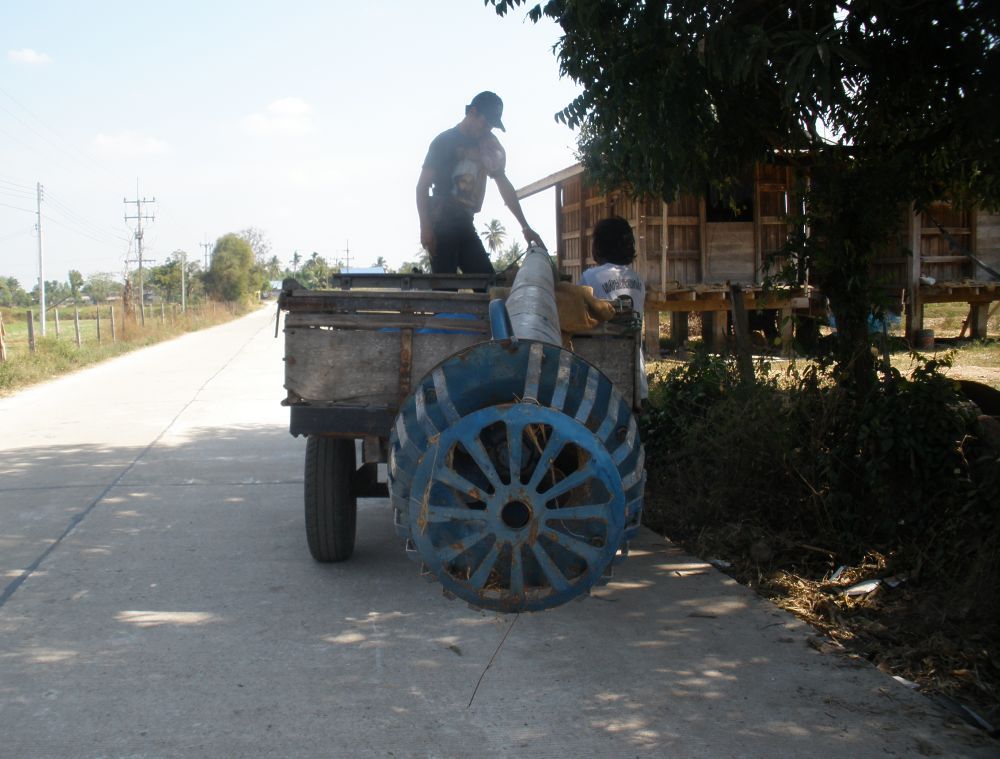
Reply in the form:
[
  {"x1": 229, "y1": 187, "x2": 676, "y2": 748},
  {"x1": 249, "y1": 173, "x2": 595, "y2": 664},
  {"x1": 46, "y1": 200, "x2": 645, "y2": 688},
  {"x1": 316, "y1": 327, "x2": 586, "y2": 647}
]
[{"x1": 0, "y1": 307, "x2": 993, "y2": 758}]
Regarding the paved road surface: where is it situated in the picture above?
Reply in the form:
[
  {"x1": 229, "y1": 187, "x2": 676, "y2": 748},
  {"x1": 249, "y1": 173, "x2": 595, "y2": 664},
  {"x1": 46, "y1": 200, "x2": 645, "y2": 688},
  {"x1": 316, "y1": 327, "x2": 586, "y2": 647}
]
[{"x1": 0, "y1": 307, "x2": 993, "y2": 758}]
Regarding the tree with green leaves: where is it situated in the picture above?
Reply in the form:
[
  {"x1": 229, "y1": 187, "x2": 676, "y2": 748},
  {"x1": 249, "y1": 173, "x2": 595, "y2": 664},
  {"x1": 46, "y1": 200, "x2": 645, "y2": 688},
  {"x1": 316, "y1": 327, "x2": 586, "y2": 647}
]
[
  {"x1": 36, "y1": 280, "x2": 72, "y2": 309},
  {"x1": 493, "y1": 241, "x2": 524, "y2": 271},
  {"x1": 489, "y1": 0, "x2": 999, "y2": 388},
  {"x1": 480, "y1": 218, "x2": 507, "y2": 257},
  {"x1": 264, "y1": 255, "x2": 283, "y2": 280},
  {"x1": 396, "y1": 246, "x2": 432, "y2": 274},
  {"x1": 297, "y1": 251, "x2": 333, "y2": 289},
  {"x1": 0, "y1": 277, "x2": 31, "y2": 307},
  {"x1": 206, "y1": 233, "x2": 259, "y2": 301},
  {"x1": 68, "y1": 270, "x2": 85, "y2": 305},
  {"x1": 147, "y1": 252, "x2": 192, "y2": 303},
  {"x1": 82, "y1": 272, "x2": 121, "y2": 305}
]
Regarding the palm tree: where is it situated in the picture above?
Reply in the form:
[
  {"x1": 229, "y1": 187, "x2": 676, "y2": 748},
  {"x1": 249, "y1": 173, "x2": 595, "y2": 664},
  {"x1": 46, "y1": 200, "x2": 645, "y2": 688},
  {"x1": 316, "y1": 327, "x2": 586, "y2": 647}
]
[
  {"x1": 480, "y1": 219, "x2": 507, "y2": 257},
  {"x1": 291, "y1": 251, "x2": 302, "y2": 274},
  {"x1": 266, "y1": 256, "x2": 282, "y2": 279}
]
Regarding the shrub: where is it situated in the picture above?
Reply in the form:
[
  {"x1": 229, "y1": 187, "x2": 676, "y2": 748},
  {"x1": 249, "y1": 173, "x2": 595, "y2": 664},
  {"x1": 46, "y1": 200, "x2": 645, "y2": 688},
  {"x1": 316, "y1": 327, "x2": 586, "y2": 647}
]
[{"x1": 642, "y1": 351, "x2": 999, "y2": 591}]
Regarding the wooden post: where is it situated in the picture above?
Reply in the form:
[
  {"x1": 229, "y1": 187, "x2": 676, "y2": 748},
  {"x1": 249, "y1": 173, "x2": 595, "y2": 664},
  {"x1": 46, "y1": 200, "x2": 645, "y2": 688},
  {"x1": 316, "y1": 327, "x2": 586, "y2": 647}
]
[
  {"x1": 729, "y1": 284, "x2": 754, "y2": 384},
  {"x1": 702, "y1": 309, "x2": 727, "y2": 351},
  {"x1": 27, "y1": 310, "x2": 36, "y2": 353},
  {"x1": 968, "y1": 303, "x2": 991, "y2": 339},
  {"x1": 780, "y1": 307, "x2": 795, "y2": 358},
  {"x1": 96, "y1": 307, "x2": 102, "y2": 343},
  {"x1": 74, "y1": 308, "x2": 82, "y2": 347},
  {"x1": 905, "y1": 204, "x2": 924, "y2": 342},
  {"x1": 670, "y1": 312, "x2": 689, "y2": 345},
  {"x1": 643, "y1": 305, "x2": 660, "y2": 359},
  {"x1": 0, "y1": 311, "x2": 6, "y2": 362},
  {"x1": 110, "y1": 305, "x2": 116, "y2": 342},
  {"x1": 54, "y1": 307, "x2": 60, "y2": 337}
]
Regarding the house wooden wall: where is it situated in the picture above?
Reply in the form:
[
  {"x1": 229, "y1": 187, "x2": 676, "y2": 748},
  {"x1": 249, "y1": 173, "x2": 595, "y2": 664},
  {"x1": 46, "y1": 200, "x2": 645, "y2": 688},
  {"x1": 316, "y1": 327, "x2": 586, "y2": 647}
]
[
  {"x1": 977, "y1": 211, "x2": 1000, "y2": 275},
  {"x1": 554, "y1": 164, "x2": 798, "y2": 297},
  {"x1": 538, "y1": 165, "x2": 999, "y2": 342}
]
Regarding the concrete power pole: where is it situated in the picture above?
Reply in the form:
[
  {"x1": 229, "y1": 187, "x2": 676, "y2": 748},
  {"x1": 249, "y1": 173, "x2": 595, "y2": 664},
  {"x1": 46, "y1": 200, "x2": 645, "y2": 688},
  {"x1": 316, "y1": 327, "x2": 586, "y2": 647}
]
[
  {"x1": 201, "y1": 241, "x2": 212, "y2": 269},
  {"x1": 181, "y1": 250, "x2": 187, "y2": 312},
  {"x1": 35, "y1": 182, "x2": 45, "y2": 336},
  {"x1": 341, "y1": 240, "x2": 352, "y2": 272},
  {"x1": 124, "y1": 181, "x2": 155, "y2": 326}
]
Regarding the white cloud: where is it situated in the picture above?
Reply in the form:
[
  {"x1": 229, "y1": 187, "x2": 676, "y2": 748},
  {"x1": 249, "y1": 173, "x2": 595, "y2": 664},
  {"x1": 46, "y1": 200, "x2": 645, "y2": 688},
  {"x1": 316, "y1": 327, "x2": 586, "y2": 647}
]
[
  {"x1": 92, "y1": 131, "x2": 168, "y2": 158},
  {"x1": 242, "y1": 97, "x2": 316, "y2": 137},
  {"x1": 7, "y1": 48, "x2": 52, "y2": 65}
]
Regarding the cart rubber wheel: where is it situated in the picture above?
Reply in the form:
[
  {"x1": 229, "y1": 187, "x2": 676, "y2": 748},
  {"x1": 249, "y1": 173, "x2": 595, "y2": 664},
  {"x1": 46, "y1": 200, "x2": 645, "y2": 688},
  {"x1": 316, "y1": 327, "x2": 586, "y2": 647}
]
[{"x1": 304, "y1": 436, "x2": 357, "y2": 562}]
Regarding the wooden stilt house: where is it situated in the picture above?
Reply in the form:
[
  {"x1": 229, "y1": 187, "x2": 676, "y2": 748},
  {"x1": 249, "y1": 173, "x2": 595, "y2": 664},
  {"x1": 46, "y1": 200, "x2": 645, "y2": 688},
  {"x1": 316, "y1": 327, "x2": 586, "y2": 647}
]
[{"x1": 517, "y1": 164, "x2": 1000, "y2": 354}]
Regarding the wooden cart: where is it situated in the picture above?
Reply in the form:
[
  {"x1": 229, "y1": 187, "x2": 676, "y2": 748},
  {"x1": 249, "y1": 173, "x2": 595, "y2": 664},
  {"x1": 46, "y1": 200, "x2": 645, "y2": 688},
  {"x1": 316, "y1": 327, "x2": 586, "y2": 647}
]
[{"x1": 278, "y1": 274, "x2": 641, "y2": 562}]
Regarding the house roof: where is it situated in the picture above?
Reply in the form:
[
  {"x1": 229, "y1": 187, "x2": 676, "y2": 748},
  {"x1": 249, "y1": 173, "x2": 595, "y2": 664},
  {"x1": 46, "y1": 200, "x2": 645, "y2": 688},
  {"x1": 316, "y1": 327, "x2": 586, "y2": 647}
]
[
  {"x1": 516, "y1": 163, "x2": 584, "y2": 200},
  {"x1": 340, "y1": 266, "x2": 386, "y2": 274}
]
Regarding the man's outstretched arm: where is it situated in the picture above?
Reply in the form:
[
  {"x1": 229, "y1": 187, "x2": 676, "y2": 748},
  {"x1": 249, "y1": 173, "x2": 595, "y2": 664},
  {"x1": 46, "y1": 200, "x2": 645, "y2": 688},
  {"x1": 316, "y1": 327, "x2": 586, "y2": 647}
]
[{"x1": 494, "y1": 173, "x2": 544, "y2": 249}]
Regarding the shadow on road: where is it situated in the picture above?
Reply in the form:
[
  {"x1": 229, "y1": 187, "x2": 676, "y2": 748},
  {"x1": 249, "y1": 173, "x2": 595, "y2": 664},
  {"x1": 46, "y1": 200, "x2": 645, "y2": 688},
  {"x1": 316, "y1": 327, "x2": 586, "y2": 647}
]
[{"x1": 0, "y1": 424, "x2": 987, "y2": 756}]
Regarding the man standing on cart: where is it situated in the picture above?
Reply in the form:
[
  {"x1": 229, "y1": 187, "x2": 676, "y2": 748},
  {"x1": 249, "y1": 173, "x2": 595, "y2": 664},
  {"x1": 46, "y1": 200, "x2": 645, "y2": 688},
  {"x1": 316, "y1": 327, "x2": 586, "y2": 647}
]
[{"x1": 416, "y1": 91, "x2": 544, "y2": 274}]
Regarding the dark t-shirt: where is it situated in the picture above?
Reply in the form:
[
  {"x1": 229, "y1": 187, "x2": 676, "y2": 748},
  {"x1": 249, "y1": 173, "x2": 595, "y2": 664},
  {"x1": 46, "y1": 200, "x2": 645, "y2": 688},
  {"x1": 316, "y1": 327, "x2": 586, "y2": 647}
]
[{"x1": 423, "y1": 127, "x2": 506, "y2": 219}]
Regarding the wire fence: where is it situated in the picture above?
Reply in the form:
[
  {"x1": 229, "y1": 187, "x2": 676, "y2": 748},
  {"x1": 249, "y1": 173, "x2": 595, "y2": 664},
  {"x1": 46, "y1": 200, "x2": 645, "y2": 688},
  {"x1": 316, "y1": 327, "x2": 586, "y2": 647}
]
[{"x1": 0, "y1": 301, "x2": 242, "y2": 362}]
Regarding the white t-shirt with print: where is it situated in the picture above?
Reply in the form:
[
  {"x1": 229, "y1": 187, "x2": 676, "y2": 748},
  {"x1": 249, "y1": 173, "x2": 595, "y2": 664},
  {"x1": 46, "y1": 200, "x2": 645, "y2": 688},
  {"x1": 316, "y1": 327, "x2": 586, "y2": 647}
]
[{"x1": 579, "y1": 263, "x2": 648, "y2": 399}]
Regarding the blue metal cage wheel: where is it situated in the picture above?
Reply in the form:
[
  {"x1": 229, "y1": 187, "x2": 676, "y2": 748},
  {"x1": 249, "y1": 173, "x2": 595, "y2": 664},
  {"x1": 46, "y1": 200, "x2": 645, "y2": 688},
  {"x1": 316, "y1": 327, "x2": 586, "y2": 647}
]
[{"x1": 389, "y1": 339, "x2": 645, "y2": 612}]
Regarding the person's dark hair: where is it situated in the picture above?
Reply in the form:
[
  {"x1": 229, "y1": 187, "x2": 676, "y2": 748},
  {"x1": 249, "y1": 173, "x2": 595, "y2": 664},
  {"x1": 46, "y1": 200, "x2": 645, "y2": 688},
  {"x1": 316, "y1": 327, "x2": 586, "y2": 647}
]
[{"x1": 592, "y1": 216, "x2": 635, "y2": 265}]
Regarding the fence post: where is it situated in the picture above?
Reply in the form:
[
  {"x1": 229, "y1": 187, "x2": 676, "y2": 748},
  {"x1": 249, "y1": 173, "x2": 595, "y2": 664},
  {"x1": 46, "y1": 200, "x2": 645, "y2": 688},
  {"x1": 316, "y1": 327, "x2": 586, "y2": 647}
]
[
  {"x1": 160, "y1": 302, "x2": 165, "y2": 324},
  {"x1": 110, "y1": 305, "x2": 116, "y2": 342},
  {"x1": 54, "y1": 307, "x2": 60, "y2": 337},
  {"x1": 0, "y1": 311, "x2": 6, "y2": 362},
  {"x1": 27, "y1": 310, "x2": 36, "y2": 353},
  {"x1": 96, "y1": 307, "x2": 102, "y2": 343},
  {"x1": 74, "y1": 308, "x2": 82, "y2": 347}
]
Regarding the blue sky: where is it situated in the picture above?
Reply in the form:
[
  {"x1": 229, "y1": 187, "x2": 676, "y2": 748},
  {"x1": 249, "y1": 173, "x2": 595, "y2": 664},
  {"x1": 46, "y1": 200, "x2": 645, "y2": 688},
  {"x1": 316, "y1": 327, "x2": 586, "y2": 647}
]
[{"x1": 0, "y1": 1, "x2": 581, "y2": 287}]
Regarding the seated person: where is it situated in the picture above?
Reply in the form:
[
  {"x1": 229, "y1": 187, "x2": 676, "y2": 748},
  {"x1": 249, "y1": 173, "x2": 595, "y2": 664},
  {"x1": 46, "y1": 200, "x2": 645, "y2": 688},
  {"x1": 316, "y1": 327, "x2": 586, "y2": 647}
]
[{"x1": 579, "y1": 217, "x2": 648, "y2": 400}]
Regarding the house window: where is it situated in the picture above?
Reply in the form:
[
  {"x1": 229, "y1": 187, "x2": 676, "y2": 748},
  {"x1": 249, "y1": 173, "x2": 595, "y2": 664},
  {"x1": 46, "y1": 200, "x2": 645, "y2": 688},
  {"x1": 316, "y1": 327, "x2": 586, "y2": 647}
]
[{"x1": 706, "y1": 174, "x2": 754, "y2": 222}]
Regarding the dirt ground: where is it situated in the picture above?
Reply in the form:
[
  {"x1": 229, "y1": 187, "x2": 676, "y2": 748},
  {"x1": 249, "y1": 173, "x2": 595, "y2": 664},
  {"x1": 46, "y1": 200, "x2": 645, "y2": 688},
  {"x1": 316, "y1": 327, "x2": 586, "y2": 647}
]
[{"x1": 646, "y1": 326, "x2": 1000, "y2": 741}]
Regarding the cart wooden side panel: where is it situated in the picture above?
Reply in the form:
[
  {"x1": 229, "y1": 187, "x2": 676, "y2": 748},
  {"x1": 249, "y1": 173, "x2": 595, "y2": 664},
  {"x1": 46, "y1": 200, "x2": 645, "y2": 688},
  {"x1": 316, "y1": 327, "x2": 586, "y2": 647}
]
[
  {"x1": 284, "y1": 326, "x2": 485, "y2": 406},
  {"x1": 280, "y1": 284, "x2": 641, "y2": 428}
]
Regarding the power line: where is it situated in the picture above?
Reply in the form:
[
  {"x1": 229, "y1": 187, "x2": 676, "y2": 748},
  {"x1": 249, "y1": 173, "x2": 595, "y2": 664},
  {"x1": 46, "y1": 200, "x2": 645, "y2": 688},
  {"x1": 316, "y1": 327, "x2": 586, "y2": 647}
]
[
  {"x1": 0, "y1": 226, "x2": 33, "y2": 242},
  {"x1": 0, "y1": 176, "x2": 36, "y2": 192},
  {"x1": 0, "y1": 200, "x2": 35, "y2": 214},
  {"x1": 0, "y1": 187, "x2": 36, "y2": 202},
  {"x1": 42, "y1": 213, "x2": 128, "y2": 247},
  {"x1": 0, "y1": 85, "x2": 117, "y2": 183},
  {"x1": 43, "y1": 191, "x2": 130, "y2": 243}
]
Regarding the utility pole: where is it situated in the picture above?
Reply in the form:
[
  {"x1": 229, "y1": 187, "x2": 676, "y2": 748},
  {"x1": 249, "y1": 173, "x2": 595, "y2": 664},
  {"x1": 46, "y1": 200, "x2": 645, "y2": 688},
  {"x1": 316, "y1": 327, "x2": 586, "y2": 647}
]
[
  {"x1": 341, "y1": 240, "x2": 352, "y2": 272},
  {"x1": 124, "y1": 180, "x2": 155, "y2": 326},
  {"x1": 201, "y1": 240, "x2": 213, "y2": 269},
  {"x1": 35, "y1": 182, "x2": 45, "y2": 336},
  {"x1": 181, "y1": 250, "x2": 187, "y2": 312}
]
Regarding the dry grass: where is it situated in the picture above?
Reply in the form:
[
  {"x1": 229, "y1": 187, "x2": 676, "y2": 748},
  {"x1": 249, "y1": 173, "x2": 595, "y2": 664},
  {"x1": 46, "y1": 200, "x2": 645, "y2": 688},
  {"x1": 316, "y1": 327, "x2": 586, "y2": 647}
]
[
  {"x1": 0, "y1": 302, "x2": 253, "y2": 395},
  {"x1": 657, "y1": 516, "x2": 1000, "y2": 735}
]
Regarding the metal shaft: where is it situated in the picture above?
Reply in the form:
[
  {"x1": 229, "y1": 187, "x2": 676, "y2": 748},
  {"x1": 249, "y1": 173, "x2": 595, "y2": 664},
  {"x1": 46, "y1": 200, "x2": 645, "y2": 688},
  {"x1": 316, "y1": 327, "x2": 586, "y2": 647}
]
[{"x1": 504, "y1": 245, "x2": 560, "y2": 345}]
